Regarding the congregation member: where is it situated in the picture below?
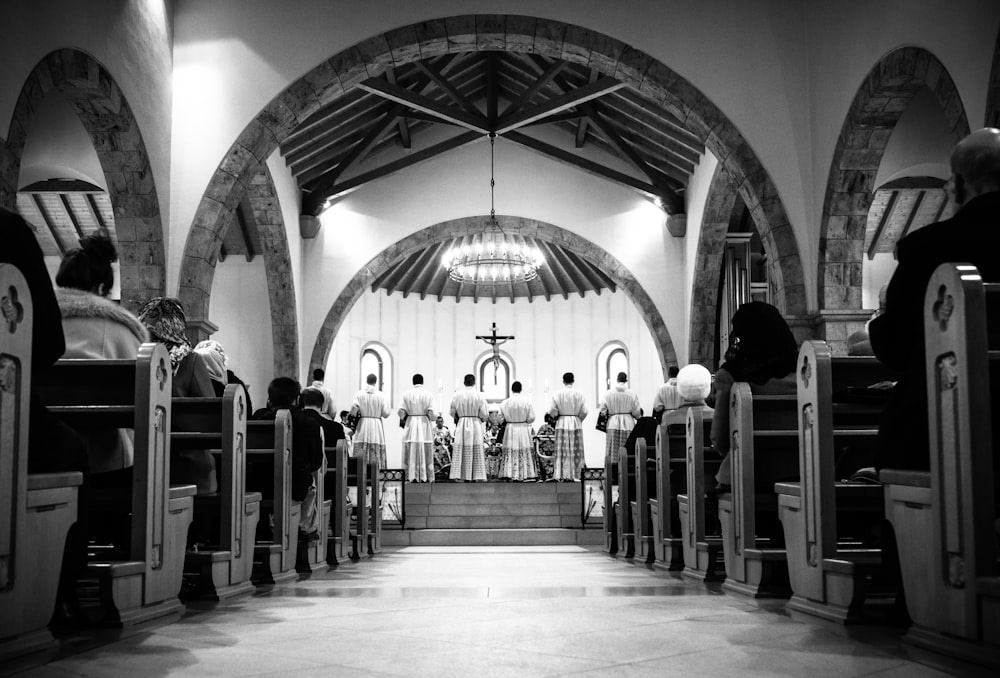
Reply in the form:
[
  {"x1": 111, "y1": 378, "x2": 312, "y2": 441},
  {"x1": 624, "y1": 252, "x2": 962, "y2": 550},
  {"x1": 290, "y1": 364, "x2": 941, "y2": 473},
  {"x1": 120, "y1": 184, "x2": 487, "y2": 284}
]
[
  {"x1": 339, "y1": 409, "x2": 354, "y2": 456},
  {"x1": 708, "y1": 301, "x2": 798, "y2": 492},
  {"x1": 870, "y1": 127, "x2": 1000, "y2": 473},
  {"x1": 349, "y1": 373, "x2": 390, "y2": 466},
  {"x1": 599, "y1": 371, "x2": 641, "y2": 466},
  {"x1": 499, "y1": 381, "x2": 537, "y2": 481},
  {"x1": 548, "y1": 372, "x2": 588, "y2": 481},
  {"x1": 449, "y1": 374, "x2": 488, "y2": 481},
  {"x1": 251, "y1": 377, "x2": 325, "y2": 540},
  {"x1": 309, "y1": 367, "x2": 336, "y2": 419},
  {"x1": 138, "y1": 296, "x2": 218, "y2": 493},
  {"x1": 398, "y1": 373, "x2": 436, "y2": 482},
  {"x1": 301, "y1": 387, "x2": 346, "y2": 453},
  {"x1": 651, "y1": 365, "x2": 682, "y2": 420},
  {"x1": 533, "y1": 414, "x2": 557, "y2": 481},
  {"x1": 432, "y1": 415, "x2": 453, "y2": 480},
  {"x1": 54, "y1": 233, "x2": 147, "y2": 475},
  {"x1": 194, "y1": 339, "x2": 254, "y2": 413}
]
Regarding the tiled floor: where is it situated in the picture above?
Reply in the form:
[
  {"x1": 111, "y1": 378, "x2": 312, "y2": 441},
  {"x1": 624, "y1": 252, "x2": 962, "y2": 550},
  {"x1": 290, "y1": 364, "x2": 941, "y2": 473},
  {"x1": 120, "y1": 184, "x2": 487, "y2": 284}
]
[{"x1": 3, "y1": 546, "x2": 984, "y2": 677}]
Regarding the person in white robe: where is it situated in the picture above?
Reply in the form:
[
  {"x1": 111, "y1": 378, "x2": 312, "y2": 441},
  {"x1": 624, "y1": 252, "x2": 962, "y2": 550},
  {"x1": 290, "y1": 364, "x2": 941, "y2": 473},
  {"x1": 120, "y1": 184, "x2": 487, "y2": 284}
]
[
  {"x1": 547, "y1": 372, "x2": 588, "y2": 480},
  {"x1": 309, "y1": 367, "x2": 336, "y2": 419},
  {"x1": 600, "y1": 372, "x2": 642, "y2": 465},
  {"x1": 350, "y1": 373, "x2": 390, "y2": 467},
  {"x1": 499, "y1": 380, "x2": 537, "y2": 481},
  {"x1": 398, "y1": 373, "x2": 435, "y2": 482},
  {"x1": 449, "y1": 374, "x2": 488, "y2": 481},
  {"x1": 652, "y1": 365, "x2": 682, "y2": 420}
]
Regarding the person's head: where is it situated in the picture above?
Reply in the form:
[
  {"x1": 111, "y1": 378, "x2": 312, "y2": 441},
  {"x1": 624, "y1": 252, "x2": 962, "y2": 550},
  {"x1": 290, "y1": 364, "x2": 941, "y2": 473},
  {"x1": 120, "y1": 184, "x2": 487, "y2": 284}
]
[
  {"x1": 948, "y1": 127, "x2": 1000, "y2": 206},
  {"x1": 267, "y1": 377, "x2": 301, "y2": 409},
  {"x1": 412, "y1": 373, "x2": 423, "y2": 385},
  {"x1": 726, "y1": 301, "x2": 798, "y2": 383},
  {"x1": 616, "y1": 372, "x2": 628, "y2": 384},
  {"x1": 676, "y1": 364, "x2": 712, "y2": 403},
  {"x1": 544, "y1": 413, "x2": 556, "y2": 426},
  {"x1": 435, "y1": 415, "x2": 445, "y2": 427},
  {"x1": 512, "y1": 380, "x2": 522, "y2": 394},
  {"x1": 194, "y1": 339, "x2": 228, "y2": 384},
  {"x1": 138, "y1": 297, "x2": 190, "y2": 350},
  {"x1": 464, "y1": 374, "x2": 475, "y2": 387},
  {"x1": 339, "y1": 410, "x2": 349, "y2": 422},
  {"x1": 300, "y1": 387, "x2": 325, "y2": 410},
  {"x1": 56, "y1": 233, "x2": 117, "y2": 296},
  {"x1": 562, "y1": 372, "x2": 574, "y2": 385},
  {"x1": 366, "y1": 373, "x2": 377, "y2": 386},
  {"x1": 312, "y1": 368, "x2": 325, "y2": 382},
  {"x1": 668, "y1": 365, "x2": 679, "y2": 379}
]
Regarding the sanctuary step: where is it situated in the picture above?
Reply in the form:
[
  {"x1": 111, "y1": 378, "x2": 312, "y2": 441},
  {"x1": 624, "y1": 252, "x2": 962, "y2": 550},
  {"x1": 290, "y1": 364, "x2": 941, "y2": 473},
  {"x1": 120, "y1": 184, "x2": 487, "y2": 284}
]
[{"x1": 382, "y1": 482, "x2": 603, "y2": 546}]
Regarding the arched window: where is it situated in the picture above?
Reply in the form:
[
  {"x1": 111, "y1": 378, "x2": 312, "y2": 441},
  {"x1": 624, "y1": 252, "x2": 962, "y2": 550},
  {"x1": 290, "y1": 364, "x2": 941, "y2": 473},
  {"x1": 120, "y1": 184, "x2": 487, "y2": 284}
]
[
  {"x1": 596, "y1": 341, "x2": 629, "y2": 403},
  {"x1": 475, "y1": 351, "x2": 513, "y2": 403},
  {"x1": 360, "y1": 342, "x2": 392, "y2": 404}
]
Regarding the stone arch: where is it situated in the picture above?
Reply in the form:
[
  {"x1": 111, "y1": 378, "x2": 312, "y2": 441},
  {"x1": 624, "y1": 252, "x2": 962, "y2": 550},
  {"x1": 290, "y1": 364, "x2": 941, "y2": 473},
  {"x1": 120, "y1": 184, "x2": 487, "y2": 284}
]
[
  {"x1": 987, "y1": 25, "x2": 1000, "y2": 127},
  {"x1": 245, "y1": 164, "x2": 299, "y2": 379},
  {"x1": 0, "y1": 49, "x2": 165, "y2": 310},
  {"x1": 688, "y1": 163, "x2": 739, "y2": 368},
  {"x1": 308, "y1": 215, "x2": 678, "y2": 379},
  {"x1": 179, "y1": 14, "x2": 807, "y2": 335},
  {"x1": 818, "y1": 46, "x2": 969, "y2": 311}
]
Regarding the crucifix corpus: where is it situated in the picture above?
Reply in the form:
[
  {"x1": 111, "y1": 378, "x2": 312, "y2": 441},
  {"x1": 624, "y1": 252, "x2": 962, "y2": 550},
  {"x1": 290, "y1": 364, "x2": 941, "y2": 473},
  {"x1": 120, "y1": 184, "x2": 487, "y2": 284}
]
[{"x1": 476, "y1": 322, "x2": 514, "y2": 385}]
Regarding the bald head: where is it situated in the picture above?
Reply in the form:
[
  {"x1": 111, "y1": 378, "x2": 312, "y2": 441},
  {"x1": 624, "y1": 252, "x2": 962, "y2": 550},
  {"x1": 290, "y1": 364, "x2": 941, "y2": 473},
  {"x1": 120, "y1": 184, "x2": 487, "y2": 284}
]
[{"x1": 950, "y1": 127, "x2": 1000, "y2": 205}]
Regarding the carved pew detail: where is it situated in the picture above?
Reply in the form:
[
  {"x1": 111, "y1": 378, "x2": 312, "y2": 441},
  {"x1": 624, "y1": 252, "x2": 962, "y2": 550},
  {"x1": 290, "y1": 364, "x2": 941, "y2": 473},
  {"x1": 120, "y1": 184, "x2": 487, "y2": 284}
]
[
  {"x1": 633, "y1": 437, "x2": 655, "y2": 563},
  {"x1": 247, "y1": 413, "x2": 299, "y2": 584},
  {"x1": 617, "y1": 444, "x2": 636, "y2": 558},
  {"x1": 0, "y1": 264, "x2": 83, "y2": 661},
  {"x1": 325, "y1": 440, "x2": 348, "y2": 565},
  {"x1": 172, "y1": 385, "x2": 261, "y2": 599},
  {"x1": 720, "y1": 386, "x2": 796, "y2": 599},
  {"x1": 347, "y1": 455, "x2": 368, "y2": 560},
  {"x1": 677, "y1": 407, "x2": 724, "y2": 582},
  {"x1": 39, "y1": 344, "x2": 196, "y2": 627},
  {"x1": 297, "y1": 428, "x2": 330, "y2": 575},
  {"x1": 651, "y1": 411, "x2": 688, "y2": 569}
]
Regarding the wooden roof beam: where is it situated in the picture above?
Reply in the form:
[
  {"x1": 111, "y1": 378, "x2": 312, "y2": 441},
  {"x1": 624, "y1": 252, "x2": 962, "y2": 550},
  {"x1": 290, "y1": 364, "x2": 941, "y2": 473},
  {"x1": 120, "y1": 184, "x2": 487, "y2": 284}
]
[
  {"x1": 304, "y1": 130, "x2": 482, "y2": 215},
  {"x1": 866, "y1": 189, "x2": 898, "y2": 260},
  {"x1": 59, "y1": 194, "x2": 86, "y2": 241},
  {"x1": 398, "y1": 246, "x2": 442, "y2": 298},
  {"x1": 83, "y1": 194, "x2": 110, "y2": 237},
  {"x1": 304, "y1": 107, "x2": 405, "y2": 196},
  {"x1": 500, "y1": 59, "x2": 567, "y2": 118},
  {"x1": 357, "y1": 77, "x2": 490, "y2": 135},
  {"x1": 415, "y1": 61, "x2": 482, "y2": 117},
  {"x1": 494, "y1": 77, "x2": 626, "y2": 135},
  {"x1": 31, "y1": 194, "x2": 67, "y2": 256}
]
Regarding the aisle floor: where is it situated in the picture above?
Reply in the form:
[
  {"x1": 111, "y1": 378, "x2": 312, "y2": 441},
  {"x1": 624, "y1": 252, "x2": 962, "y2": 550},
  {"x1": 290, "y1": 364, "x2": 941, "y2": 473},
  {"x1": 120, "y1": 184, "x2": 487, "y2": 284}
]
[{"x1": 4, "y1": 546, "x2": 981, "y2": 677}]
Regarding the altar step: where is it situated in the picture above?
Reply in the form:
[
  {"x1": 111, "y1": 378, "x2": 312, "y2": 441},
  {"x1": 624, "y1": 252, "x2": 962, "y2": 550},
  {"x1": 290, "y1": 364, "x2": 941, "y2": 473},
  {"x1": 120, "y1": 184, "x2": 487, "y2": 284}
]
[
  {"x1": 383, "y1": 481, "x2": 601, "y2": 546},
  {"x1": 383, "y1": 528, "x2": 603, "y2": 547}
]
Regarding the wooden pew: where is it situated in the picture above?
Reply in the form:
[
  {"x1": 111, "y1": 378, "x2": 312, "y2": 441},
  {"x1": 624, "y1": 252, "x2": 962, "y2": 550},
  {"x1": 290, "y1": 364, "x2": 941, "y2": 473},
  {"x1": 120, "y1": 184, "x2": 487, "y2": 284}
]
[
  {"x1": 884, "y1": 262, "x2": 1000, "y2": 667},
  {"x1": 171, "y1": 385, "x2": 262, "y2": 599},
  {"x1": 720, "y1": 387, "x2": 797, "y2": 599},
  {"x1": 346, "y1": 455, "x2": 370, "y2": 559},
  {"x1": 677, "y1": 407, "x2": 724, "y2": 582},
  {"x1": 617, "y1": 444, "x2": 636, "y2": 558},
  {"x1": 324, "y1": 440, "x2": 348, "y2": 566},
  {"x1": 0, "y1": 263, "x2": 83, "y2": 660},
  {"x1": 650, "y1": 410, "x2": 697, "y2": 570},
  {"x1": 776, "y1": 340, "x2": 892, "y2": 623},
  {"x1": 38, "y1": 344, "x2": 196, "y2": 627},
  {"x1": 602, "y1": 453, "x2": 619, "y2": 554},
  {"x1": 246, "y1": 413, "x2": 299, "y2": 584},
  {"x1": 632, "y1": 437, "x2": 655, "y2": 563},
  {"x1": 296, "y1": 428, "x2": 330, "y2": 576},
  {"x1": 368, "y1": 457, "x2": 383, "y2": 555}
]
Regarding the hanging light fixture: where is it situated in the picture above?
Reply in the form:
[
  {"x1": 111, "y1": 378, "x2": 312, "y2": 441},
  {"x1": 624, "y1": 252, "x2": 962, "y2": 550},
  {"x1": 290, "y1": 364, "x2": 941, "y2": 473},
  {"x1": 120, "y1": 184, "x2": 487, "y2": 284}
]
[{"x1": 442, "y1": 133, "x2": 544, "y2": 285}]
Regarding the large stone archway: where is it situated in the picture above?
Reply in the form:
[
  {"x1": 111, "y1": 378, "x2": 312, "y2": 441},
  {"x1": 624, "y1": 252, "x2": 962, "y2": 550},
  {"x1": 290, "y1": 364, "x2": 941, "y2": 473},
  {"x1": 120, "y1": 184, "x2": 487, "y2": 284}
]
[
  {"x1": 179, "y1": 14, "x2": 807, "y2": 338},
  {"x1": 818, "y1": 46, "x2": 969, "y2": 313},
  {"x1": 0, "y1": 49, "x2": 165, "y2": 310},
  {"x1": 688, "y1": 164, "x2": 739, "y2": 368},
  {"x1": 308, "y1": 215, "x2": 678, "y2": 379}
]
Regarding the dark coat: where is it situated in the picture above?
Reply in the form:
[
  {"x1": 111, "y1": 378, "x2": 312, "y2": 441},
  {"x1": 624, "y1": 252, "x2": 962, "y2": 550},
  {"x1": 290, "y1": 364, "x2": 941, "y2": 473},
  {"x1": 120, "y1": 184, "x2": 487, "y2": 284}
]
[
  {"x1": 301, "y1": 408, "x2": 345, "y2": 465},
  {"x1": 869, "y1": 191, "x2": 1000, "y2": 470},
  {"x1": 251, "y1": 406, "x2": 324, "y2": 501}
]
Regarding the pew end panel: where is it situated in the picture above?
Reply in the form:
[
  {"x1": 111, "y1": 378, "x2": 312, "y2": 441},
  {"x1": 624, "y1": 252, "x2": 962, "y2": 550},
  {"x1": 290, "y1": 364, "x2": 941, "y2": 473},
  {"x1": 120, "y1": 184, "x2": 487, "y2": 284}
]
[
  {"x1": 680, "y1": 407, "x2": 724, "y2": 583},
  {"x1": 603, "y1": 452, "x2": 618, "y2": 555},
  {"x1": 247, "y1": 413, "x2": 300, "y2": 585},
  {"x1": 651, "y1": 418, "x2": 684, "y2": 569},
  {"x1": 298, "y1": 427, "x2": 330, "y2": 576},
  {"x1": 325, "y1": 440, "x2": 348, "y2": 565},
  {"x1": 617, "y1": 444, "x2": 635, "y2": 558},
  {"x1": 633, "y1": 437, "x2": 655, "y2": 563}
]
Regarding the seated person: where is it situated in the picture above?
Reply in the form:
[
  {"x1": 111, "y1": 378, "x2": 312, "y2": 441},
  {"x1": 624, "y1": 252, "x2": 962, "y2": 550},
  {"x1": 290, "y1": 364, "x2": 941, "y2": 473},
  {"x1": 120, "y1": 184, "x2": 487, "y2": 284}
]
[
  {"x1": 251, "y1": 378, "x2": 325, "y2": 540},
  {"x1": 194, "y1": 339, "x2": 254, "y2": 414},
  {"x1": 709, "y1": 302, "x2": 798, "y2": 492}
]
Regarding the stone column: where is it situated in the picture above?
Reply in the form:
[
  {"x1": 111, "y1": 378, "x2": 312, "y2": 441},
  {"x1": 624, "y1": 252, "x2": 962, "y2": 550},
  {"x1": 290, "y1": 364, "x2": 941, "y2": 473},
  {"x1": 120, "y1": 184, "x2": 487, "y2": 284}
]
[
  {"x1": 815, "y1": 310, "x2": 874, "y2": 356},
  {"x1": 186, "y1": 318, "x2": 219, "y2": 347}
]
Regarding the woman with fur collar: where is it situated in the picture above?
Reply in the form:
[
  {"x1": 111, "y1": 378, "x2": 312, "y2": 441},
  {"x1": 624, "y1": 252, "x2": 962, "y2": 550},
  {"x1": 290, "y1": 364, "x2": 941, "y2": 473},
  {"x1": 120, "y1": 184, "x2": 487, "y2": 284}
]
[{"x1": 55, "y1": 234, "x2": 148, "y2": 473}]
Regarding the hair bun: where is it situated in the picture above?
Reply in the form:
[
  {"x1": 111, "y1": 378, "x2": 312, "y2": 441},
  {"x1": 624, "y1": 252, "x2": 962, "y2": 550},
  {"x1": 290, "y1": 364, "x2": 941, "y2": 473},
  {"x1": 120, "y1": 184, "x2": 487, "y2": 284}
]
[{"x1": 80, "y1": 233, "x2": 118, "y2": 265}]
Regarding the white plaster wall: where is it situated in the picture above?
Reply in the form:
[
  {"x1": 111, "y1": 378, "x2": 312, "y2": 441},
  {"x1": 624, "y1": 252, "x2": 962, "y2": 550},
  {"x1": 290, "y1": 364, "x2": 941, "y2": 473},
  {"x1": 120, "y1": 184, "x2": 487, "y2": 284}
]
[
  {"x1": 326, "y1": 288, "x2": 663, "y2": 469},
  {"x1": 17, "y1": 92, "x2": 107, "y2": 190},
  {"x1": 300, "y1": 139, "x2": 683, "y2": 379},
  {"x1": 207, "y1": 257, "x2": 275, "y2": 412},
  {"x1": 1, "y1": 0, "x2": 173, "y2": 252}
]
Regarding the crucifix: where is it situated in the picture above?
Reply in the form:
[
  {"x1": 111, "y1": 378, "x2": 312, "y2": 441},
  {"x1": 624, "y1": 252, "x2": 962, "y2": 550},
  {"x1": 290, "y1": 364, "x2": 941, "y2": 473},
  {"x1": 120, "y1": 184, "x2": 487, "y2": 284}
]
[{"x1": 476, "y1": 322, "x2": 514, "y2": 384}]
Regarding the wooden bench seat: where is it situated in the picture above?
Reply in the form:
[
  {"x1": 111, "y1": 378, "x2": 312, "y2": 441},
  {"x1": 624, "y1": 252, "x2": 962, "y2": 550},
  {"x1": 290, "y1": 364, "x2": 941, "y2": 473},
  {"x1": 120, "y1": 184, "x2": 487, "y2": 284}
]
[
  {"x1": 632, "y1": 437, "x2": 656, "y2": 563},
  {"x1": 677, "y1": 407, "x2": 724, "y2": 582},
  {"x1": 881, "y1": 263, "x2": 1000, "y2": 668},
  {"x1": 325, "y1": 441, "x2": 349, "y2": 565},
  {"x1": 776, "y1": 341, "x2": 893, "y2": 623},
  {"x1": 171, "y1": 386, "x2": 262, "y2": 599},
  {"x1": 650, "y1": 412, "x2": 703, "y2": 570},
  {"x1": 37, "y1": 344, "x2": 196, "y2": 628},
  {"x1": 246, "y1": 414, "x2": 299, "y2": 584}
]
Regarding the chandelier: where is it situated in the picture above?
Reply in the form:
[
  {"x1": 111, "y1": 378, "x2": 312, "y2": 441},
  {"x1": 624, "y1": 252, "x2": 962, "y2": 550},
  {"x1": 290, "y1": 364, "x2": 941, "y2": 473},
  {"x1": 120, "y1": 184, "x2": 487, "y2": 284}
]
[{"x1": 442, "y1": 134, "x2": 544, "y2": 285}]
